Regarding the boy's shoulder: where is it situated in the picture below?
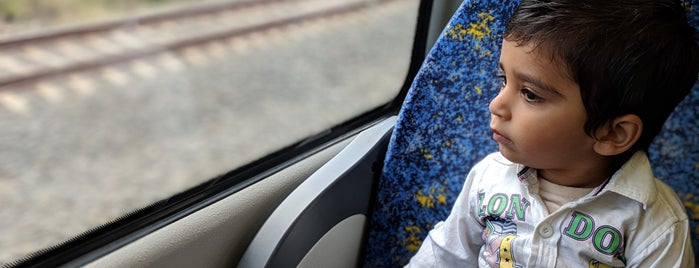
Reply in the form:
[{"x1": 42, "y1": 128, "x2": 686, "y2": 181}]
[
  {"x1": 609, "y1": 153, "x2": 692, "y2": 264},
  {"x1": 652, "y1": 178, "x2": 688, "y2": 220}
]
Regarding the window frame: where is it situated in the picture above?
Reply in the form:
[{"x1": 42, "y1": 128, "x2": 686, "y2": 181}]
[{"x1": 7, "y1": 0, "x2": 435, "y2": 266}]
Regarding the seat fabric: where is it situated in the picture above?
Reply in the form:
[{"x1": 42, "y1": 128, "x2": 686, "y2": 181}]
[{"x1": 363, "y1": 0, "x2": 699, "y2": 266}]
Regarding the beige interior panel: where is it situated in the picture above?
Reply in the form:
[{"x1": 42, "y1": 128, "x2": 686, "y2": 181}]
[{"x1": 84, "y1": 137, "x2": 352, "y2": 268}]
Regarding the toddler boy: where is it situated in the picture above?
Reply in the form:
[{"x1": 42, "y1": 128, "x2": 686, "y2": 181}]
[{"x1": 407, "y1": 0, "x2": 698, "y2": 266}]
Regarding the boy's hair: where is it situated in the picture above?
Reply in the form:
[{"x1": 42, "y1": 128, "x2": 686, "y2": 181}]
[{"x1": 504, "y1": 0, "x2": 699, "y2": 162}]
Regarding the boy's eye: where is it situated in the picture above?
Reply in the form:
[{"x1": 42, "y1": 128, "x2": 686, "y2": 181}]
[
  {"x1": 520, "y1": 88, "x2": 542, "y2": 102},
  {"x1": 495, "y1": 74, "x2": 506, "y2": 88}
]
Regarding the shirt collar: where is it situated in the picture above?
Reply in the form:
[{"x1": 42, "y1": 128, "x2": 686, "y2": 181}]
[
  {"x1": 597, "y1": 151, "x2": 657, "y2": 209},
  {"x1": 513, "y1": 151, "x2": 657, "y2": 209}
]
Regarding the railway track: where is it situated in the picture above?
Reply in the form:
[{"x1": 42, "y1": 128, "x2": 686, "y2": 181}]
[{"x1": 0, "y1": 0, "x2": 392, "y2": 92}]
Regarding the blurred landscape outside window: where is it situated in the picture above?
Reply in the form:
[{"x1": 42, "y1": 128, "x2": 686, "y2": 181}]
[{"x1": 0, "y1": 0, "x2": 417, "y2": 264}]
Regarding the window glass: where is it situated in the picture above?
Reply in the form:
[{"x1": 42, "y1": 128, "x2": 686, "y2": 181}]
[{"x1": 0, "y1": 0, "x2": 418, "y2": 263}]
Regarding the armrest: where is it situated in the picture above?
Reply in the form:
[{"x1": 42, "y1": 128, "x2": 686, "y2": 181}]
[{"x1": 238, "y1": 116, "x2": 396, "y2": 268}]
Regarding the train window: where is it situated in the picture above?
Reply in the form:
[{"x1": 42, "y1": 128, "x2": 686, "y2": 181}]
[{"x1": 0, "y1": 0, "x2": 419, "y2": 264}]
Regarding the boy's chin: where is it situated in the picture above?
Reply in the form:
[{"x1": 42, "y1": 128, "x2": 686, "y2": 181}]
[{"x1": 497, "y1": 147, "x2": 526, "y2": 166}]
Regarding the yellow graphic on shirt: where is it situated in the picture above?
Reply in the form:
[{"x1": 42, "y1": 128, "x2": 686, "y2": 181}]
[
  {"x1": 498, "y1": 234, "x2": 516, "y2": 268},
  {"x1": 483, "y1": 218, "x2": 520, "y2": 268}
]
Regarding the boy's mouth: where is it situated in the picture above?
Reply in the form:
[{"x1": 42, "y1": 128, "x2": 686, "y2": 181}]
[{"x1": 491, "y1": 129, "x2": 513, "y2": 144}]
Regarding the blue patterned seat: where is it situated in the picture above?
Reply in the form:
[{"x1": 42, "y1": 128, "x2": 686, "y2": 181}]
[{"x1": 363, "y1": 0, "x2": 699, "y2": 266}]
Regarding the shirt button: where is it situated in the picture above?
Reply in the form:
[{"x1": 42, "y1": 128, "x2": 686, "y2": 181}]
[{"x1": 539, "y1": 225, "x2": 554, "y2": 238}]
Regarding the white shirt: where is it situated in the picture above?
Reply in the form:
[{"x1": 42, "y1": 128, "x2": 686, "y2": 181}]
[{"x1": 406, "y1": 152, "x2": 694, "y2": 267}]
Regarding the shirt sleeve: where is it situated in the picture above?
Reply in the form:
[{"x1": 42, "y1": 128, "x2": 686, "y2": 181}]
[{"x1": 405, "y1": 158, "x2": 490, "y2": 267}]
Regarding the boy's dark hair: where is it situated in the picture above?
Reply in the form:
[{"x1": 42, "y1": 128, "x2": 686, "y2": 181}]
[{"x1": 504, "y1": 0, "x2": 699, "y2": 163}]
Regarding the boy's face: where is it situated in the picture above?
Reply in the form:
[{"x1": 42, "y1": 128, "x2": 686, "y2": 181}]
[{"x1": 490, "y1": 40, "x2": 603, "y2": 185}]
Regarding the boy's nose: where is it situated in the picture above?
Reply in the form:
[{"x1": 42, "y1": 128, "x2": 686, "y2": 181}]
[{"x1": 489, "y1": 89, "x2": 511, "y2": 120}]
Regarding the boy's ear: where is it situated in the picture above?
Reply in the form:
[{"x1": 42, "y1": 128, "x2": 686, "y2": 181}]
[{"x1": 593, "y1": 114, "x2": 643, "y2": 156}]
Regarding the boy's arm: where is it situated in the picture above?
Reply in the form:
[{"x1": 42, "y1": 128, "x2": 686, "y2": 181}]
[
  {"x1": 405, "y1": 161, "x2": 488, "y2": 267},
  {"x1": 405, "y1": 212, "x2": 483, "y2": 267}
]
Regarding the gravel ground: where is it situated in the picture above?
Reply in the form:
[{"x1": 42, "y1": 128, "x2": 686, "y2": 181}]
[{"x1": 0, "y1": 0, "x2": 417, "y2": 263}]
